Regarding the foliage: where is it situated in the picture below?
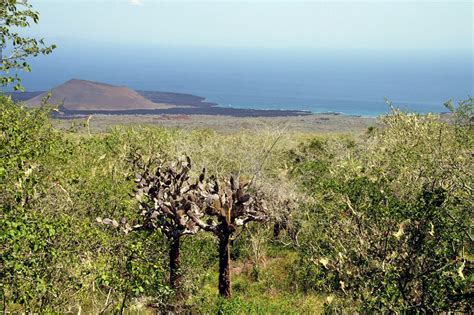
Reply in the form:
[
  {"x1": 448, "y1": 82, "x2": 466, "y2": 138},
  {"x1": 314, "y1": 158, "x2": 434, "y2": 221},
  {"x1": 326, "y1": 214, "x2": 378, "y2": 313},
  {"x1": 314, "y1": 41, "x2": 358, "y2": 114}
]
[
  {"x1": 444, "y1": 97, "x2": 473, "y2": 128},
  {"x1": 1, "y1": 95, "x2": 75, "y2": 312},
  {"x1": 292, "y1": 105, "x2": 473, "y2": 312},
  {"x1": 0, "y1": 96, "x2": 293, "y2": 312},
  {"x1": 1, "y1": 94, "x2": 472, "y2": 312},
  {"x1": 0, "y1": 97, "x2": 172, "y2": 313},
  {"x1": 0, "y1": 0, "x2": 56, "y2": 90}
]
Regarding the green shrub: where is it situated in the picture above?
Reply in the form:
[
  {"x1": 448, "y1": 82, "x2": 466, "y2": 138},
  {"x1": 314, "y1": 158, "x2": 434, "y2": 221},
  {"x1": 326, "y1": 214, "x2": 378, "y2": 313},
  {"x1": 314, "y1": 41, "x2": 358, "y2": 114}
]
[
  {"x1": 1, "y1": 96, "x2": 77, "y2": 312},
  {"x1": 293, "y1": 105, "x2": 473, "y2": 312},
  {"x1": 0, "y1": 98, "x2": 173, "y2": 312}
]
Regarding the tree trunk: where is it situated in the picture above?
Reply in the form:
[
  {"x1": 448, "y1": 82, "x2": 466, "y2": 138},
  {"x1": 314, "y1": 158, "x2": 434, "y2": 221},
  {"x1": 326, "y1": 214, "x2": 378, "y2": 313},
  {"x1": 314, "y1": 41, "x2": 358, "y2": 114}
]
[
  {"x1": 273, "y1": 222, "x2": 281, "y2": 239},
  {"x1": 218, "y1": 233, "x2": 231, "y2": 298},
  {"x1": 119, "y1": 289, "x2": 128, "y2": 315},
  {"x1": 169, "y1": 236, "x2": 183, "y2": 299}
]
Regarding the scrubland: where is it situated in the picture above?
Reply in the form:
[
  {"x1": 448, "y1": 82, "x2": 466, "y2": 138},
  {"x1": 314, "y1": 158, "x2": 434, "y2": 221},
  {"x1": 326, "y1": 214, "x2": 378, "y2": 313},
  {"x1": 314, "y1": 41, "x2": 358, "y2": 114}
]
[{"x1": 1, "y1": 96, "x2": 472, "y2": 313}]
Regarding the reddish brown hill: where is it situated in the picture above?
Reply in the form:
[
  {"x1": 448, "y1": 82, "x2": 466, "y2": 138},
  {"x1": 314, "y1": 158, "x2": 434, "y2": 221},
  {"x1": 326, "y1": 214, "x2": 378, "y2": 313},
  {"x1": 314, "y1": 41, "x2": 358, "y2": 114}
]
[{"x1": 26, "y1": 79, "x2": 171, "y2": 111}]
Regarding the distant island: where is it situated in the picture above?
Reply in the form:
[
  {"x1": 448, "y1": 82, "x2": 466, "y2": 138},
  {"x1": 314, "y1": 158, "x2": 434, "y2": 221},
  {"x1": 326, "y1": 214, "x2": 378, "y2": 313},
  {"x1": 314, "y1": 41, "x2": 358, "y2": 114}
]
[{"x1": 8, "y1": 79, "x2": 311, "y2": 118}]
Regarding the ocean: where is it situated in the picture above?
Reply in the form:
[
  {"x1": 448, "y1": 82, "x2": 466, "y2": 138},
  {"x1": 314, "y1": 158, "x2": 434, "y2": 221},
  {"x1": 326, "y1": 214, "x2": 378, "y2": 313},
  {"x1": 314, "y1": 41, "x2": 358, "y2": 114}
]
[{"x1": 20, "y1": 43, "x2": 473, "y2": 117}]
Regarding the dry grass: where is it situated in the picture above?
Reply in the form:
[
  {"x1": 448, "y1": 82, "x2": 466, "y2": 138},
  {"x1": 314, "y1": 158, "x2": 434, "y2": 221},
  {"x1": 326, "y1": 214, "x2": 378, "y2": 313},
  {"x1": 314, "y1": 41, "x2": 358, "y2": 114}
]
[{"x1": 51, "y1": 113, "x2": 375, "y2": 134}]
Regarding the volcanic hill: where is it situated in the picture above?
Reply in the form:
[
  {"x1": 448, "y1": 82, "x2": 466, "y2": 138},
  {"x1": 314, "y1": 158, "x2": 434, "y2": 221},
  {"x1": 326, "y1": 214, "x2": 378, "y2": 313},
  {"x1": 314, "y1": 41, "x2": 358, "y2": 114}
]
[{"x1": 26, "y1": 79, "x2": 171, "y2": 111}]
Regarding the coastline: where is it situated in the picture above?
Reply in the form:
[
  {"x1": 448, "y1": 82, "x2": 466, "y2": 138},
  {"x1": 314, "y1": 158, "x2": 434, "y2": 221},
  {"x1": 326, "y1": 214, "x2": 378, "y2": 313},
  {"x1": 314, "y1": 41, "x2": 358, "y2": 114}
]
[{"x1": 7, "y1": 90, "x2": 438, "y2": 119}]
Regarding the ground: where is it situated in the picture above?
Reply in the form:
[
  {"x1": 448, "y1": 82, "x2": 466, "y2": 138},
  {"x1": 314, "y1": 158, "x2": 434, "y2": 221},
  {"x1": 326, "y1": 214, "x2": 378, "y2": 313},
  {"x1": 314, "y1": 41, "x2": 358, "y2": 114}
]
[{"x1": 53, "y1": 113, "x2": 376, "y2": 134}]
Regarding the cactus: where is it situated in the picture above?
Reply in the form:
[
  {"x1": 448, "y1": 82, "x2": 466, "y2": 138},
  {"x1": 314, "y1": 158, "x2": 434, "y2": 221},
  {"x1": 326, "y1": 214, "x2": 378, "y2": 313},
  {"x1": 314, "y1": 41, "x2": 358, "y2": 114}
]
[
  {"x1": 188, "y1": 173, "x2": 268, "y2": 298},
  {"x1": 132, "y1": 155, "x2": 202, "y2": 299},
  {"x1": 100, "y1": 155, "x2": 268, "y2": 299}
]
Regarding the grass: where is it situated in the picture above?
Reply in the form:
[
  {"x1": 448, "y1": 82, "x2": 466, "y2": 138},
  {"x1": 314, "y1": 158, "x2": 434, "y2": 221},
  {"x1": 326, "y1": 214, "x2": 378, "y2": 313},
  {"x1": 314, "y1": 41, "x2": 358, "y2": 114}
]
[{"x1": 184, "y1": 243, "x2": 327, "y2": 314}]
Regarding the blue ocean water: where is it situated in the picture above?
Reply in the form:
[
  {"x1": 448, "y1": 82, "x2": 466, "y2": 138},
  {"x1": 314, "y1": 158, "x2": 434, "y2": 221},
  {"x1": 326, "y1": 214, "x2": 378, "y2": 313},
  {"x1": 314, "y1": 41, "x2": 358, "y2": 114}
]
[{"x1": 21, "y1": 43, "x2": 473, "y2": 117}]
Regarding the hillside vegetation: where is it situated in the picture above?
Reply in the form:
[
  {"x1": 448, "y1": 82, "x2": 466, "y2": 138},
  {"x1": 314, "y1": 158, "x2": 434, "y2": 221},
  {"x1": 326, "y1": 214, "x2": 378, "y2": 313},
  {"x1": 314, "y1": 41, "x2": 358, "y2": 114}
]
[{"x1": 1, "y1": 95, "x2": 472, "y2": 313}]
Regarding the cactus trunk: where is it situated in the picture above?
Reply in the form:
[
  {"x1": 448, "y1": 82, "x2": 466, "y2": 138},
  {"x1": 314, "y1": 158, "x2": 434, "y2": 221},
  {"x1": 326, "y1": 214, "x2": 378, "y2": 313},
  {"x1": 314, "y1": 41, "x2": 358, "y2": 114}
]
[
  {"x1": 169, "y1": 236, "x2": 183, "y2": 299},
  {"x1": 218, "y1": 232, "x2": 231, "y2": 298}
]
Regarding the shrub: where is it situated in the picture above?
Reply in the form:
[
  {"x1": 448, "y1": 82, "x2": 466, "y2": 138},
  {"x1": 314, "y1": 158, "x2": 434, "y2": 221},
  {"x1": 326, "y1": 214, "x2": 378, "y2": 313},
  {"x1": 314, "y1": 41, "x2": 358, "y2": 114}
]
[
  {"x1": 293, "y1": 106, "x2": 473, "y2": 312},
  {"x1": 0, "y1": 98, "x2": 172, "y2": 312},
  {"x1": 1, "y1": 96, "x2": 76, "y2": 312}
]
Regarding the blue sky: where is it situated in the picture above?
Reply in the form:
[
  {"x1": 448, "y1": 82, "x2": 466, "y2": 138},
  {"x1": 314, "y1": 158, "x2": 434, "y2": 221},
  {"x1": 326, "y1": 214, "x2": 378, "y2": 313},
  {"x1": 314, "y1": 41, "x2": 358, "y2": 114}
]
[
  {"x1": 31, "y1": 0, "x2": 472, "y2": 52},
  {"x1": 11, "y1": 0, "x2": 472, "y2": 112}
]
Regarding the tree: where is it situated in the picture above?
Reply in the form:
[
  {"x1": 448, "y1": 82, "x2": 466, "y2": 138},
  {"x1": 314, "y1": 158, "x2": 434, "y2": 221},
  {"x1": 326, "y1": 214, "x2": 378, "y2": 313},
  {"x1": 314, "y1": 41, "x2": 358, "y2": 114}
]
[
  {"x1": 189, "y1": 174, "x2": 268, "y2": 298},
  {"x1": 1, "y1": 0, "x2": 55, "y2": 90}
]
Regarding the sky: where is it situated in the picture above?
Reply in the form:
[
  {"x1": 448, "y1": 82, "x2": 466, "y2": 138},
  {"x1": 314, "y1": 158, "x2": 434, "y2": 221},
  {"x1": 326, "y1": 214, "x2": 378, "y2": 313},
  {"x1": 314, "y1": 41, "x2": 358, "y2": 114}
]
[
  {"x1": 31, "y1": 0, "x2": 473, "y2": 53},
  {"x1": 8, "y1": 0, "x2": 472, "y2": 112}
]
